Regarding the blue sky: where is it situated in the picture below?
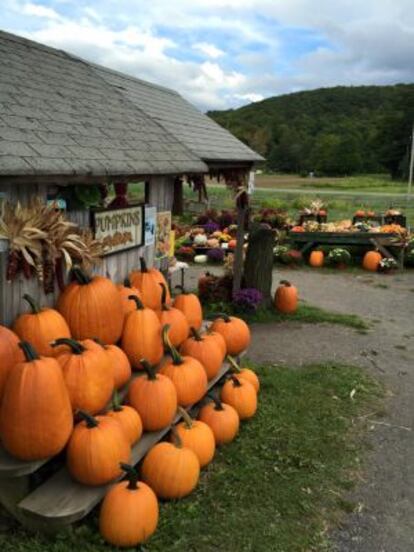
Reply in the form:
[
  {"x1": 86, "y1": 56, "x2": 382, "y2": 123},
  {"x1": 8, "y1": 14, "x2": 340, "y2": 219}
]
[{"x1": 1, "y1": 0, "x2": 413, "y2": 110}]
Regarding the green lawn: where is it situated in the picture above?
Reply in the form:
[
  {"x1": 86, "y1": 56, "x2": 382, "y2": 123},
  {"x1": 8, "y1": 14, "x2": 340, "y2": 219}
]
[{"x1": 0, "y1": 363, "x2": 383, "y2": 552}]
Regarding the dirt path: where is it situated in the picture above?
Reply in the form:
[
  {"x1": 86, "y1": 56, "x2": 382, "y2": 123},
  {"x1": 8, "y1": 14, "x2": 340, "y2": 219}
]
[{"x1": 184, "y1": 265, "x2": 414, "y2": 551}]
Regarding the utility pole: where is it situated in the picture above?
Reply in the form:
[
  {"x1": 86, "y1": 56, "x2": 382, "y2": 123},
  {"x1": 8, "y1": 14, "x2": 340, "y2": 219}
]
[{"x1": 408, "y1": 123, "x2": 414, "y2": 196}]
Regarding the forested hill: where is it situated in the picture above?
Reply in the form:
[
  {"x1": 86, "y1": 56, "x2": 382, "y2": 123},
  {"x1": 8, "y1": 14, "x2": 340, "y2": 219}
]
[{"x1": 208, "y1": 85, "x2": 414, "y2": 177}]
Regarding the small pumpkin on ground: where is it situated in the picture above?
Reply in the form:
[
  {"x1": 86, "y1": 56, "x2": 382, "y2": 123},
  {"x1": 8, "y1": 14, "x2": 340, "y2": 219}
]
[
  {"x1": 362, "y1": 250, "x2": 382, "y2": 272},
  {"x1": 107, "y1": 393, "x2": 143, "y2": 445},
  {"x1": 0, "y1": 341, "x2": 73, "y2": 460},
  {"x1": 173, "y1": 286, "x2": 203, "y2": 330},
  {"x1": 198, "y1": 394, "x2": 239, "y2": 445},
  {"x1": 130, "y1": 257, "x2": 170, "y2": 310},
  {"x1": 309, "y1": 250, "x2": 324, "y2": 268},
  {"x1": 227, "y1": 355, "x2": 260, "y2": 393},
  {"x1": 94, "y1": 338, "x2": 131, "y2": 390},
  {"x1": 117, "y1": 278, "x2": 142, "y2": 316},
  {"x1": 0, "y1": 325, "x2": 24, "y2": 403},
  {"x1": 128, "y1": 359, "x2": 177, "y2": 432},
  {"x1": 99, "y1": 463, "x2": 159, "y2": 548},
  {"x1": 160, "y1": 326, "x2": 207, "y2": 407},
  {"x1": 174, "y1": 407, "x2": 215, "y2": 468},
  {"x1": 157, "y1": 284, "x2": 189, "y2": 347},
  {"x1": 210, "y1": 314, "x2": 251, "y2": 356},
  {"x1": 221, "y1": 375, "x2": 257, "y2": 420},
  {"x1": 13, "y1": 294, "x2": 71, "y2": 357},
  {"x1": 180, "y1": 327, "x2": 224, "y2": 380},
  {"x1": 274, "y1": 280, "x2": 298, "y2": 314},
  {"x1": 67, "y1": 411, "x2": 130, "y2": 486},
  {"x1": 141, "y1": 428, "x2": 200, "y2": 499}
]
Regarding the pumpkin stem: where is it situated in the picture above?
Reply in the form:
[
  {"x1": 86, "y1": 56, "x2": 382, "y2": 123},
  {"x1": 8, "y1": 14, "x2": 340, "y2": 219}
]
[
  {"x1": 208, "y1": 392, "x2": 224, "y2": 411},
  {"x1": 128, "y1": 295, "x2": 145, "y2": 310},
  {"x1": 279, "y1": 280, "x2": 291, "y2": 287},
  {"x1": 190, "y1": 327, "x2": 204, "y2": 341},
  {"x1": 22, "y1": 293, "x2": 40, "y2": 314},
  {"x1": 170, "y1": 426, "x2": 183, "y2": 449},
  {"x1": 120, "y1": 463, "x2": 139, "y2": 490},
  {"x1": 52, "y1": 338, "x2": 86, "y2": 355},
  {"x1": 159, "y1": 283, "x2": 169, "y2": 311},
  {"x1": 18, "y1": 341, "x2": 40, "y2": 361},
  {"x1": 112, "y1": 391, "x2": 123, "y2": 412},
  {"x1": 123, "y1": 277, "x2": 132, "y2": 288},
  {"x1": 140, "y1": 359, "x2": 157, "y2": 380},
  {"x1": 229, "y1": 374, "x2": 242, "y2": 387},
  {"x1": 162, "y1": 325, "x2": 183, "y2": 365},
  {"x1": 139, "y1": 257, "x2": 148, "y2": 273},
  {"x1": 178, "y1": 406, "x2": 193, "y2": 429},
  {"x1": 78, "y1": 410, "x2": 99, "y2": 428},
  {"x1": 93, "y1": 337, "x2": 107, "y2": 350},
  {"x1": 174, "y1": 284, "x2": 187, "y2": 295},
  {"x1": 208, "y1": 312, "x2": 231, "y2": 323},
  {"x1": 227, "y1": 355, "x2": 241, "y2": 373},
  {"x1": 71, "y1": 266, "x2": 92, "y2": 285}
]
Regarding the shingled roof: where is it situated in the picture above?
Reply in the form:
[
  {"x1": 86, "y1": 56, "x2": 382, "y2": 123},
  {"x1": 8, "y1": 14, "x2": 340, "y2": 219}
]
[{"x1": 0, "y1": 31, "x2": 207, "y2": 179}]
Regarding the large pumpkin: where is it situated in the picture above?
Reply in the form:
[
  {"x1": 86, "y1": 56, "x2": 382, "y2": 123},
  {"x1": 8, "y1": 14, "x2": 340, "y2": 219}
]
[
  {"x1": 117, "y1": 278, "x2": 142, "y2": 316},
  {"x1": 67, "y1": 412, "x2": 130, "y2": 486},
  {"x1": 0, "y1": 326, "x2": 24, "y2": 403},
  {"x1": 57, "y1": 267, "x2": 124, "y2": 344},
  {"x1": 130, "y1": 257, "x2": 170, "y2": 310},
  {"x1": 173, "y1": 286, "x2": 203, "y2": 331},
  {"x1": 94, "y1": 339, "x2": 131, "y2": 390},
  {"x1": 53, "y1": 338, "x2": 114, "y2": 414},
  {"x1": 227, "y1": 355, "x2": 260, "y2": 393},
  {"x1": 128, "y1": 360, "x2": 177, "y2": 431},
  {"x1": 99, "y1": 464, "x2": 159, "y2": 548},
  {"x1": 13, "y1": 294, "x2": 71, "y2": 357},
  {"x1": 221, "y1": 375, "x2": 257, "y2": 420},
  {"x1": 274, "y1": 280, "x2": 298, "y2": 314},
  {"x1": 175, "y1": 407, "x2": 215, "y2": 468},
  {"x1": 180, "y1": 328, "x2": 223, "y2": 380},
  {"x1": 141, "y1": 431, "x2": 200, "y2": 499},
  {"x1": 362, "y1": 251, "x2": 382, "y2": 272},
  {"x1": 309, "y1": 250, "x2": 324, "y2": 268},
  {"x1": 160, "y1": 326, "x2": 207, "y2": 407},
  {"x1": 210, "y1": 314, "x2": 251, "y2": 356},
  {"x1": 121, "y1": 296, "x2": 163, "y2": 370},
  {"x1": 158, "y1": 284, "x2": 189, "y2": 347},
  {"x1": 198, "y1": 395, "x2": 239, "y2": 445},
  {"x1": 107, "y1": 396, "x2": 143, "y2": 445},
  {"x1": 0, "y1": 342, "x2": 73, "y2": 460}
]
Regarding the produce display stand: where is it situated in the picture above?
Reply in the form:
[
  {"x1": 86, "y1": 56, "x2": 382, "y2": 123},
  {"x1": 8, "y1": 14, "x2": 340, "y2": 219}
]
[{"x1": 0, "y1": 336, "x2": 242, "y2": 534}]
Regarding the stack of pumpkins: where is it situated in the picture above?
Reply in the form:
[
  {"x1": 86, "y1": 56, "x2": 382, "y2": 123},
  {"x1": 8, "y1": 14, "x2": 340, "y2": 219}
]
[{"x1": 0, "y1": 257, "x2": 259, "y2": 548}]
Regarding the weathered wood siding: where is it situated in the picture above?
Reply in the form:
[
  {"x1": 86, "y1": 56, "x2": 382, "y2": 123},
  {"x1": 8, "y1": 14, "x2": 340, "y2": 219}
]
[{"x1": 0, "y1": 176, "x2": 174, "y2": 326}]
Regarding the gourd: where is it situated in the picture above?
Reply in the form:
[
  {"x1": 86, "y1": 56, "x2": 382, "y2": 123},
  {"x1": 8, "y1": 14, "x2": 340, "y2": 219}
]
[
  {"x1": 53, "y1": 338, "x2": 114, "y2": 414},
  {"x1": 194, "y1": 233, "x2": 208, "y2": 246},
  {"x1": 157, "y1": 284, "x2": 189, "y2": 347},
  {"x1": 121, "y1": 296, "x2": 163, "y2": 370},
  {"x1": 227, "y1": 355, "x2": 260, "y2": 393},
  {"x1": 128, "y1": 360, "x2": 177, "y2": 431},
  {"x1": 107, "y1": 394, "x2": 143, "y2": 445},
  {"x1": 130, "y1": 257, "x2": 170, "y2": 310},
  {"x1": 141, "y1": 429, "x2": 200, "y2": 499},
  {"x1": 94, "y1": 338, "x2": 131, "y2": 390},
  {"x1": 99, "y1": 464, "x2": 159, "y2": 548},
  {"x1": 173, "y1": 286, "x2": 203, "y2": 331},
  {"x1": 221, "y1": 375, "x2": 257, "y2": 420},
  {"x1": 309, "y1": 250, "x2": 324, "y2": 268},
  {"x1": 160, "y1": 326, "x2": 207, "y2": 407},
  {"x1": 210, "y1": 314, "x2": 251, "y2": 355},
  {"x1": 274, "y1": 280, "x2": 298, "y2": 314},
  {"x1": 0, "y1": 326, "x2": 24, "y2": 403},
  {"x1": 194, "y1": 254, "x2": 208, "y2": 264},
  {"x1": 362, "y1": 251, "x2": 382, "y2": 272},
  {"x1": 67, "y1": 411, "x2": 130, "y2": 486},
  {"x1": 117, "y1": 278, "x2": 142, "y2": 316},
  {"x1": 180, "y1": 328, "x2": 223, "y2": 380},
  {"x1": 13, "y1": 294, "x2": 71, "y2": 357},
  {"x1": 0, "y1": 342, "x2": 73, "y2": 460},
  {"x1": 175, "y1": 408, "x2": 215, "y2": 468},
  {"x1": 57, "y1": 267, "x2": 123, "y2": 344},
  {"x1": 198, "y1": 395, "x2": 239, "y2": 445}
]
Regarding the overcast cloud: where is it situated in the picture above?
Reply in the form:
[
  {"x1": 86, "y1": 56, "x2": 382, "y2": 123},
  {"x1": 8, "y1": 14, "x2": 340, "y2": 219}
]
[{"x1": 1, "y1": 0, "x2": 413, "y2": 110}]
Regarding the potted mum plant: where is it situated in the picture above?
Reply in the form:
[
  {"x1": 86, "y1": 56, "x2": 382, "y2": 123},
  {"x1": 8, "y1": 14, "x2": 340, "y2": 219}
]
[
  {"x1": 378, "y1": 257, "x2": 398, "y2": 274},
  {"x1": 327, "y1": 248, "x2": 352, "y2": 269}
]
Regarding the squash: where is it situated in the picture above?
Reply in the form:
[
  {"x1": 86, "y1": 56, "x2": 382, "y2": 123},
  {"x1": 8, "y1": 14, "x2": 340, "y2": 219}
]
[
  {"x1": 0, "y1": 326, "x2": 24, "y2": 403},
  {"x1": 121, "y1": 296, "x2": 163, "y2": 370},
  {"x1": 160, "y1": 326, "x2": 207, "y2": 407},
  {"x1": 141, "y1": 429, "x2": 200, "y2": 499},
  {"x1": 210, "y1": 314, "x2": 251, "y2": 356},
  {"x1": 172, "y1": 286, "x2": 202, "y2": 331},
  {"x1": 57, "y1": 267, "x2": 123, "y2": 344},
  {"x1": 157, "y1": 284, "x2": 189, "y2": 347},
  {"x1": 53, "y1": 338, "x2": 114, "y2": 414},
  {"x1": 194, "y1": 254, "x2": 208, "y2": 264},
  {"x1": 227, "y1": 355, "x2": 260, "y2": 393},
  {"x1": 221, "y1": 375, "x2": 257, "y2": 420},
  {"x1": 130, "y1": 257, "x2": 170, "y2": 310},
  {"x1": 206, "y1": 238, "x2": 219, "y2": 248},
  {"x1": 175, "y1": 408, "x2": 215, "y2": 468},
  {"x1": 107, "y1": 394, "x2": 143, "y2": 445},
  {"x1": 117, "y1": 278, "x2": 142, "y2": 316},
  {"x1": 13, "y1": 294, "x2": 71, "y2": 357},
  {"x1": 67, "y1": 411, "x2": 130, "y2": 486},
  {"x1": 128, "y1": 360, "x2": 177, "y2": 431},
  {"x1": 94, "y1": 339, "x2": 131, "y2": 390},
  {"x1": 99, "y1": 464, "x2": 159, "y2": 548},
  {"x1": 274, "y1": 280, "x2": 298, "y2": 314},
  {"x1": 362, "y1": 251, "x2": 382, "y2": 272},
  {"x1": 194, "y1": 233, "x2": 208, "y2": 246},
  {"x1": 198, "y1": 395, "x2": 239, "y2": 445},
  {"x1": 180, "y1": 328, "x2": 223, "y2": 380},
  {"x1": 0, "y1": 342, "x2": 73, "y2": 460},
  {"x1": 309, "y1": 250, "x2": 324, "y2": 268}
]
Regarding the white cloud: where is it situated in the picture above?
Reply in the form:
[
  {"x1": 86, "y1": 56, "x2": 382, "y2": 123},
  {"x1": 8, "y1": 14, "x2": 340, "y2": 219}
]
[
  {"x1": 234, "y1": 92, "x2": 264, "y2": 103},
  {"x1": 21, "y1": 2, "x2": 61, "y2": 20},
  {"x1": 193, "y1": 42, "x2": 224, "y2": 59}
]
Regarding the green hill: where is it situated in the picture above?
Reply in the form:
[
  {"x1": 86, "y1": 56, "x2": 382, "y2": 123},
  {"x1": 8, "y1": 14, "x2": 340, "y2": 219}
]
[{"x1": 208, "y1": 85, "x2": 414, "y2": 177}]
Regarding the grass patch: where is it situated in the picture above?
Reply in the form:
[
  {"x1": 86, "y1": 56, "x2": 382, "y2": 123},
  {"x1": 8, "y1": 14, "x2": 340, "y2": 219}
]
[{"x1": 0, "y1": 363, "x2": 383, "y2": 552}]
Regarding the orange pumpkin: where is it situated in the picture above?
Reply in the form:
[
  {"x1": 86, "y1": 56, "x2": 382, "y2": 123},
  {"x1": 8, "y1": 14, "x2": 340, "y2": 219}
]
[
  {"x1": 221, "y1": 375, "x2": 257, "y2": 420},
  {"x1": 173, "y1": 286, "x2": 203, "y2": 331},
  {"x1": 228, "y1": 239, "x2": 237, "y2": 249},
  {"x1": 130, "y1": 257, "x2": 170, "y2": 310},
  {"x1": 57, "y1": 267, "x2": 124, "y2": 344},
  {"x1": 362, "y1": 251, "x2": 382, "y2": 272},
  {"x1": 157, "y1": 284, "x2": 189, "y2": 347},
  {"x1": 128, "y1": 360, "x2": 178, "y2": 432},
  {"x1": 274, "y1": 280, "x2": 298, "y2": 314},
  {"x1": 309, "y1": 250, "x2": 324, "y2": 268},
  {"x1": 160, "y1": 326, "x2": 207, "y2": 407},
  {"x1": 0, "y1": 342, "x2": 73, "y2": 460},
  {"x1": 227, "y1": 355, "x2": 260, "y2": 393},
  {"x1": 0, "y1": 326, "x2": 24, "y2": 403},
  {"x1": 180, "y1": 328, "x2": 223, "y2": 380},
  {"x1": 117, "y1": 278, "x2": 142, "y2": 316},
  {"x1": 175, "y1": 408, "x2": 215, "y2": 468},
  {"x1": 99, "y1": 464, "x2": 159, "y2": 548},
  {"x1": 107, "y1": 395, "x2": 143, "y2": 445},
  {"x1": 13, "y1": 294, "x2": 71, "y2": 357},
  {"x1": 121, "y1": 296, "x2": 163, "y2": 370},
  {"x1": 94, "y1": 339, "x2": 131, "y2": 390},
  {"x1": 210, "y1": 314, "x2": 251, "y2": 356},
  {"x1": 67, "y1": 412, "x2": 130, "y2": 486},
  {"x1": 206, "y1": 329, "x2": 227, "y2": 357},
  {"x1": 198, "y1": 395, "x2": 240, "y2": 445}
]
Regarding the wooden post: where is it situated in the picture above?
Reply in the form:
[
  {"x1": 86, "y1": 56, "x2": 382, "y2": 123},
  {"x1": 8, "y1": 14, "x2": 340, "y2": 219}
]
[
  {"x1": 243, "y1": 223, "x2": 274, "y2": 306},
  {"x1": 172, "y1": 177, "x2": 183, "y2": 216},
  {"x1": 232, "y1": 206, "x2": 247, "y2": 294}
]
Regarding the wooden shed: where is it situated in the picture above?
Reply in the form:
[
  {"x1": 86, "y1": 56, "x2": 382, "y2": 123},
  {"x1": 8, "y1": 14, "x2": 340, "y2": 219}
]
[{"x1": 0, "y1": 30, "x2": 262, "y2": 325}]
